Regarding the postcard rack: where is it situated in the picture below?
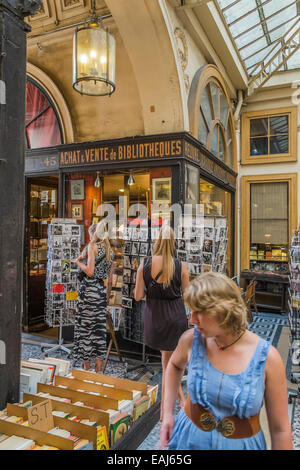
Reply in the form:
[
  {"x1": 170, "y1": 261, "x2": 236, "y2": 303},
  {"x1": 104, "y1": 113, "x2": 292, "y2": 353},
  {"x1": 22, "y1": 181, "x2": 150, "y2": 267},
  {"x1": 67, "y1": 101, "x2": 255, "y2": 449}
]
[{"x1": 288, "y1": 228, "x2": 300, "y2": 384}]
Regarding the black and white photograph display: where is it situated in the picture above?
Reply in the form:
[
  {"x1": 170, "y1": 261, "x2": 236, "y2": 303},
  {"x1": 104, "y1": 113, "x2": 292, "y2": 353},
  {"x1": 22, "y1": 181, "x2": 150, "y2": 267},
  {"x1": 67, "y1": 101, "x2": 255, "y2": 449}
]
[
  {"x1": 45, "y1": 219, "x2": 81, "y2": 328},
  {"x1": 176, "y1": 215, "x2": 228, "y2": 277},
  {"x1": 119, "y1": 223, "x2": 152, "y2": 343},
  {"x1": 288, "y1": 228, "x2": 300, "y2": 368}
]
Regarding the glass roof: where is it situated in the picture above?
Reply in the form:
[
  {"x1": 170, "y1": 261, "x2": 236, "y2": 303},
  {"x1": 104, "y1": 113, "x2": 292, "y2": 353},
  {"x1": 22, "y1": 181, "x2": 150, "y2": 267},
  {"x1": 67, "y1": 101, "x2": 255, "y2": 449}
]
[{"x1": 216, "y1": 0, "x2": 300, "y2": 76}]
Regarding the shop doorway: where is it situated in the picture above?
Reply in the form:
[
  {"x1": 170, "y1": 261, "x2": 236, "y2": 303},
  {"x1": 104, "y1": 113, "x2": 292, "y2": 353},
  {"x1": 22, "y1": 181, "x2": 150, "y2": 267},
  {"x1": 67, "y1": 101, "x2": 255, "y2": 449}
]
[{"x1": 24, "y1": 176, "x2": 59, "y2": 332}]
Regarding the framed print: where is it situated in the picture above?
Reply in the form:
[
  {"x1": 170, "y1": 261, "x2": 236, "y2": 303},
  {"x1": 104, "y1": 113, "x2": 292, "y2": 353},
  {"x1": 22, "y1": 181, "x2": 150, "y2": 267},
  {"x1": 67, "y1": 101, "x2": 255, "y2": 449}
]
[
  {"x1": 70, "y1": 179, "x2": 85, "y2": 200},
  {"x1": 92, "y1": 198, "x2": 98, "y2": 214},
  {"x1": 71, "y1": 203, "x2": 84, "y2": 221},
  {"x1": 93, "y1": 216, "x2": 99, "y2": 225},
  {"x1": 185, "y1": 164, "x2": 199, "y2": 205},
  {"x1": 152, "y1": 177, "x2": 171, "y2": 204}
]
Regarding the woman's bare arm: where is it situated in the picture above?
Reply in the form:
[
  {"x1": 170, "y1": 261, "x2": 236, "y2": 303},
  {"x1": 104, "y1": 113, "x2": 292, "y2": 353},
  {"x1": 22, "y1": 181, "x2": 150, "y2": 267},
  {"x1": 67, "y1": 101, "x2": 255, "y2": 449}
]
[
  {"x1": 160, "y1": 329, "x2": 193, "y2": 448},
  {"x1": 181, "y1": 261, "x2": 190, "y2": 293},
  {"x1": 134, "y1": 259, "x2": 145, "y2": 301},
  {"x1": 264, "y1": 345, "x2": 293, "y2": 450},
  {"x1": 76, "y1": 243, "x2": 96, "y2": 277}
]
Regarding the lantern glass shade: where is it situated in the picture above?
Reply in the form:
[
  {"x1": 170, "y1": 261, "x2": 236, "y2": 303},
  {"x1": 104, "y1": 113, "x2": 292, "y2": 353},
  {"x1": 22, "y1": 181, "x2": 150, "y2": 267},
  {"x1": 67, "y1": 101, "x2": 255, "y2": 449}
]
[{"x1": 73, "y1": 23, "x2": 116, "y2": 96}]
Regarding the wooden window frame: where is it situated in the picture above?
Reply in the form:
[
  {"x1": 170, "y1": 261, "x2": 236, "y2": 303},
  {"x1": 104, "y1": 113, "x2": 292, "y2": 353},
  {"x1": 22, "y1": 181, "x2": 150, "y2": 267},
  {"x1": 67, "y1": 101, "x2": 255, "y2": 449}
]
[
  {"x1": 241, "y1": 107, "x2": 298, "y2": 165},
  {"x1": 241, "y1": 173, "x2": 298, "y2": 271}
]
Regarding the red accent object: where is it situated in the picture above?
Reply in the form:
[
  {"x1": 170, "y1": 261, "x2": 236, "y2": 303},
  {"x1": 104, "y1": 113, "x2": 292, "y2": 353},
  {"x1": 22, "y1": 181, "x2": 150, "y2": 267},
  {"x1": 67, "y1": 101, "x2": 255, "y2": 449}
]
[
  {"x1": 52, "y1": 284, "x2": 65, "y2": 293},
  {"x1": 25, "y1": 81, "x2": 62, "y2": 149}
]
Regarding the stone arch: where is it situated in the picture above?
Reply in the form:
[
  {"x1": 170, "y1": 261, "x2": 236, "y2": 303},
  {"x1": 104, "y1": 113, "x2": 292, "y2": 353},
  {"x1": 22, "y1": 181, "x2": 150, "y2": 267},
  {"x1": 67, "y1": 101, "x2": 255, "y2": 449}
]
[
  {"x1": 188, "y1": 64, "x2": 237, "y2": 171},
  {"x1": 27, "y1": 62, "x2": 74, "y2": 143},
  {"x1": 105, "y1": 0, "x2": 187, "y2": 135}
]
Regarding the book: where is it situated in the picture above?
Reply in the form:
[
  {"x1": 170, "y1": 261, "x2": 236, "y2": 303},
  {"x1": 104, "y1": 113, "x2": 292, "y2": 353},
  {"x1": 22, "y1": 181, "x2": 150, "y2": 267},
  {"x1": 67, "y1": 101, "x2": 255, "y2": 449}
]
[
  {"x1": 0, "y1": 435, "x2": 35, "y2": 450},
  {"x1": 0, "y1": 434, "x2": 9, "y2": 444},
  {"x1": 118, "y1": 399, "x2": 134, "y2": 417},
  {"x1": 21, "y1": 361, "x2": 49, "y2": 383},
  {"x1": 96, "y1": 425, "x2": 109, "y2": 450},
  {"x1": 45, "y1": 357, "x2": 71, "y2": 376},
  {"x1": 20, "y1": 373, "x2": 32, "y2": 399},
  {"x1": 28, "y1": 359, "x2": 57, "y2": 383},
  {"x1": 147, "y1": 384, "x2": 159, "y2": 408},
  {"x1": 133, "y1": 396, "x2": 149, "y2": 421},
  {"x1": 73, "y1": 439, "x2": 93, "y2": 450},
  {"x1": 110, "y1": 413, "x2": 130, "y2": 446},
  {"x1": 20, "y1": 368, "x2": 44, "y2": 395}
]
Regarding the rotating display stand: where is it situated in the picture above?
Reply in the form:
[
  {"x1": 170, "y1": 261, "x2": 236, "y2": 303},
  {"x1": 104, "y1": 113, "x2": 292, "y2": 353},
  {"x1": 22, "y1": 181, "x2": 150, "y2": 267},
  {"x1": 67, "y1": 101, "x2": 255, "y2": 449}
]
[{"x1": 43, "y1": 218, "x2": 80, "y2": 356}]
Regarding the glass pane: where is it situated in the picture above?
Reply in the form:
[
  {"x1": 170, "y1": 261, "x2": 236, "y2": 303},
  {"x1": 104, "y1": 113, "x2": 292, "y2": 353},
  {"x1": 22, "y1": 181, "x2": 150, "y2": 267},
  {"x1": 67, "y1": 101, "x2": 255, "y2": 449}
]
[
  {"x1": 220, "y1": 92, "x2": 230, "y2": 128},
  {"x1": 251, "y1": 220, "x2": 288, "y2": 245},
  {"x1": 198, "y1": 108, "x2": 209, "y2": 145},
  {"x1": 250, "y1": 118, "x2": 268, "y2": 136},
  {"x1": 229, "y1": 10, "x2": 261, "y2": 40},
  {"x1": 270, "y1": 115, "x2": 288, "y2": 134},
  {"x1": 209, "y1": 82, "x2": 220, "y2": 119},
  {"x1": 251, "y1": 182, "x2": 288, "y2": 220},
  {"x1": 250, "y1": 137, "x2": 268, "y2": 155},
  {"x1": 270, "y1": 135, "x2": 289, "y2": 154},
  {"x1": 200, "y1": 86, "x2": 214, "y2": 129},
  {"x1": 210, "y1": 125, "x2": 218, "y2": 157},
  {"x1": 227, "y1": 141, "x2": 233, "y2": 168},
  {"x1": 26, "y1": 108, "x2": 62, "y2": 150},
  {"x1": 216, "y1": 0, "x2": 300, "y2": 72},
  {"x1": 200, "y1": 177, "x2": 233, "y2": 276},
  {"x1": 219, "y1": 130, "x2": 225, "y2": 162},
  {"x1": 26, "y1": 81, "x2": 50, "y2": 124}
]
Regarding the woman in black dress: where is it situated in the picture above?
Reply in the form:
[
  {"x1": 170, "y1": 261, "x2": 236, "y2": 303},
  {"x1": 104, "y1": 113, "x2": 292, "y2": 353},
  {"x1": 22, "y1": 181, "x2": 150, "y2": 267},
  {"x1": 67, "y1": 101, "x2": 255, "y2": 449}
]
[
  {"x1": 74, "y1": 221, "x2": 114, "y2": 373},
  {"x1": 135, "y1": 225, "x2": 189, "y2": 419}
]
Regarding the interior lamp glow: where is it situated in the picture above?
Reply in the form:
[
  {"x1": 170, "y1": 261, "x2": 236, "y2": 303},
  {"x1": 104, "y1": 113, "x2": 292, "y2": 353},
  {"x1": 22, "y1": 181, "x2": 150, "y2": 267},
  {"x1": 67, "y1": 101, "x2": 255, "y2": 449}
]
[
  {"x1": 128, "y1": 174, "x2": 135, "y2": 186},
  {"x1": 94, "y1": 171, "x2": 102, "y2": 188},
  {"x1": 73, "y1": 0, "x2": 116, "y2": 96}
]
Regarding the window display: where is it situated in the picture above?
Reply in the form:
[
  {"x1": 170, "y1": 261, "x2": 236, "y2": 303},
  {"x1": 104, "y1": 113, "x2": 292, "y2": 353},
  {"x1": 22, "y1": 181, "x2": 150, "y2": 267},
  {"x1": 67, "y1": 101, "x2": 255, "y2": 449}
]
[
  {"x1": 249, "y1": 181, "x2": 289, "y2": 273},
  {"x1": 64, "y1": 168, "x2": 172, "y2": 343},
  {"x1": 200, "y1": 178, "x2": 233, "y2": 276},
  {"x1": 27, "y1": 176, "x2": 59, "y2": 330}
]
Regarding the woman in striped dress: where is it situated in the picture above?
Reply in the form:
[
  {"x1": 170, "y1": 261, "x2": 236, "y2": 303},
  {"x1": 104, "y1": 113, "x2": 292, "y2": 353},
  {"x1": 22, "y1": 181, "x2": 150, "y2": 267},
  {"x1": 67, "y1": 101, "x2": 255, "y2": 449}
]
[{"x1": 73, "y1": 221, "x2": 114, "y2": 373}]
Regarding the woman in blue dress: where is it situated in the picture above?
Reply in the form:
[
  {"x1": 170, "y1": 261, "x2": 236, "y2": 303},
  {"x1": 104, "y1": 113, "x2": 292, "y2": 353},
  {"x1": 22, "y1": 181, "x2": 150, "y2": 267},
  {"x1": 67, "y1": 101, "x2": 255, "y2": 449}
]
[{"x1": 160, "y1": 272, "x2": 293, "y2": 450}]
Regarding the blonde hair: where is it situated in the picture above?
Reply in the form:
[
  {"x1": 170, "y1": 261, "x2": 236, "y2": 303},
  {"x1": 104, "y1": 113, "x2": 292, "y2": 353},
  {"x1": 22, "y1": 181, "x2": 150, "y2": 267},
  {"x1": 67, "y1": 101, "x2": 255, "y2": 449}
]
[
  {"x1": 184, "y1": 272, "x2": 248, "y2": 335},
  {"x1": 153, "y1": 225, "x2": 176, "y2": 288},
  {"x1": 90, "y1": 221, "x2": 112, "y2": 263}
]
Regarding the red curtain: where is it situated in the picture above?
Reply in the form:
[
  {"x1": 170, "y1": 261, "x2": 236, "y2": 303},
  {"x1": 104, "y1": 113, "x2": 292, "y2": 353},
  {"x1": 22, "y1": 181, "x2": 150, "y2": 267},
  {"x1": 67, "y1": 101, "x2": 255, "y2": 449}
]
[{"x1": 25, "y1": 81, "x2": 62, "y2": 149}]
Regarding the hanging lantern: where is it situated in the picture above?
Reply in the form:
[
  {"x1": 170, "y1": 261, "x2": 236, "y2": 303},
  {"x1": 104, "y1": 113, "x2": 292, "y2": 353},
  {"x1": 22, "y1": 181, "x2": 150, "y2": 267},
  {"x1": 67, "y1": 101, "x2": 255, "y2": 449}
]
[{"x1": 73, "y1": 7, "x2": 116, "y2": 96}]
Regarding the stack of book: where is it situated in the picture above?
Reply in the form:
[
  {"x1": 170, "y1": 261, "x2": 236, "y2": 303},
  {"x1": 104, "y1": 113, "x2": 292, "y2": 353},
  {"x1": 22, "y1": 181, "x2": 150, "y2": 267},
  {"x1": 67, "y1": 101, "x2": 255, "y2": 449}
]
[
  {"x1": 0, "y1": 370, "x2": 159, "y2": 450},
  {"x1": 20, "y1": 357, "x2": 71, "y2": 400}
]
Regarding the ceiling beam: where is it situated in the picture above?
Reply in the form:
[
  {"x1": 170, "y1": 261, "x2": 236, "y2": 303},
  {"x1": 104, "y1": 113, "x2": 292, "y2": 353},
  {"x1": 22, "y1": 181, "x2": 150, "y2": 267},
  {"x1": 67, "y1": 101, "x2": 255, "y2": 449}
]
[{"x1": 248, "y1": 24, "x2": 300, "y2": 96}]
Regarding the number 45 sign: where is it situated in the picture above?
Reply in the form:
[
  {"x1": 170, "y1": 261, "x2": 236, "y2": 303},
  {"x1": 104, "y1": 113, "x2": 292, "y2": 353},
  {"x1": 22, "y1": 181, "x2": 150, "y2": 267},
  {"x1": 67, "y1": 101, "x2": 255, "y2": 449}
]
[{"x1": 27, "y1": 400, "x2": 54, "y2": 432}]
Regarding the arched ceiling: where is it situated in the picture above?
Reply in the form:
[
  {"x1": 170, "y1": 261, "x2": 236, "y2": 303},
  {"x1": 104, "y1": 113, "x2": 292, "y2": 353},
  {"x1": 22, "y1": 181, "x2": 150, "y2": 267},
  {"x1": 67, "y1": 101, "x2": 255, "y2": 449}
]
[{"x1": 26, "y1": 0, "x2": 187, "y2": 139}]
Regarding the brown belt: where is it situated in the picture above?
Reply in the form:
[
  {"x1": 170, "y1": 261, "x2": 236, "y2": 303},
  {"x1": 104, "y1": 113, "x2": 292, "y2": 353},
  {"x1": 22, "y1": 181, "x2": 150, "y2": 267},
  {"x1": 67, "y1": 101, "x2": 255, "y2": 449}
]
[{"x1": 184, "y1": 395, "x2": 261, "y2": 439}]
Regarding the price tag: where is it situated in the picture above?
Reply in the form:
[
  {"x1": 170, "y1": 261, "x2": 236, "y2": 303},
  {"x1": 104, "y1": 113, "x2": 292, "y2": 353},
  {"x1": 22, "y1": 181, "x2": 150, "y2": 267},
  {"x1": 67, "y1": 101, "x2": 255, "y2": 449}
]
[{"x1": 27, "y1": 400, "x2": 54, "y2": 432}]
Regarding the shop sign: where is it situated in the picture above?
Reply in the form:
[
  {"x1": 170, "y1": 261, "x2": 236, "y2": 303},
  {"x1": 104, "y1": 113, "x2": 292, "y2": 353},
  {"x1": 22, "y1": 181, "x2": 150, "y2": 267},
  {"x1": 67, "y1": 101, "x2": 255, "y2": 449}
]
[
  {"x1": 184, "y1": 141, "x2": 236, "y2": 188},
  {"x1": 25, "y1": 154, "x2": 59, "y2": 173},
  {"x1": 27, "y1": 399, "x2": 54, "y2": 432},
  {"x1": 59, "y1": 139, "x2": 182, "y2": 167}
]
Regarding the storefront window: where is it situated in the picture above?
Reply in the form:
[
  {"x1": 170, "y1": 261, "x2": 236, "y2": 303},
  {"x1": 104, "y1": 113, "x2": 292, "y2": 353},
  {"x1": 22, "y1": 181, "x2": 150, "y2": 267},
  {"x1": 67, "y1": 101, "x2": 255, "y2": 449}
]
[
  {"x1": 25, "y1": 78, "x2": 62, "y2": 149},
  {"x1": 200, "y1": 178, "x2": 233, "y2": 277},
  {"x1": 27, "y1": 176, "x2": 59, "y2": 329},
  {"x1": 249, "y1": 182, "x2": 289, "y2": 273},
  {"x1": 65, "y1": 169, "x2": 172, "y2": 248}
]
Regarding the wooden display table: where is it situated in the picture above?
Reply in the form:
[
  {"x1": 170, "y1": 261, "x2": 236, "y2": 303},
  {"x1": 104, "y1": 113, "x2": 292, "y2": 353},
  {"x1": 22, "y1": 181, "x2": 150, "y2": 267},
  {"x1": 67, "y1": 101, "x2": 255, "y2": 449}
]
[{"x1": 241, "y1": 270, "x2": 289, "y2": 314}]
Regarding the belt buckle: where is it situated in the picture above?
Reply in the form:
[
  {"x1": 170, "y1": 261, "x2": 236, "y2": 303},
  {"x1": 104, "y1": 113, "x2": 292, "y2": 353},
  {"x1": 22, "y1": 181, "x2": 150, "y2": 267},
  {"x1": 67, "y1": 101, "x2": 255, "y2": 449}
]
[
  {"x1": 199, "y1": 411, "x2": 216, "y2": 432},
  {"x1": 216, "y1": 417, "x2": 236, "y2": 437}
]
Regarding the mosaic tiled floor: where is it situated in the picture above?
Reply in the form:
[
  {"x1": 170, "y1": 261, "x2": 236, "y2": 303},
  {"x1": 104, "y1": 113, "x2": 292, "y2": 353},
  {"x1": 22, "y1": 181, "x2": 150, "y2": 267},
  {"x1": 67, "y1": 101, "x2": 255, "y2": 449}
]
[{"x1": 248, "y1": 312, "x2": 289, "y2": 346}]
